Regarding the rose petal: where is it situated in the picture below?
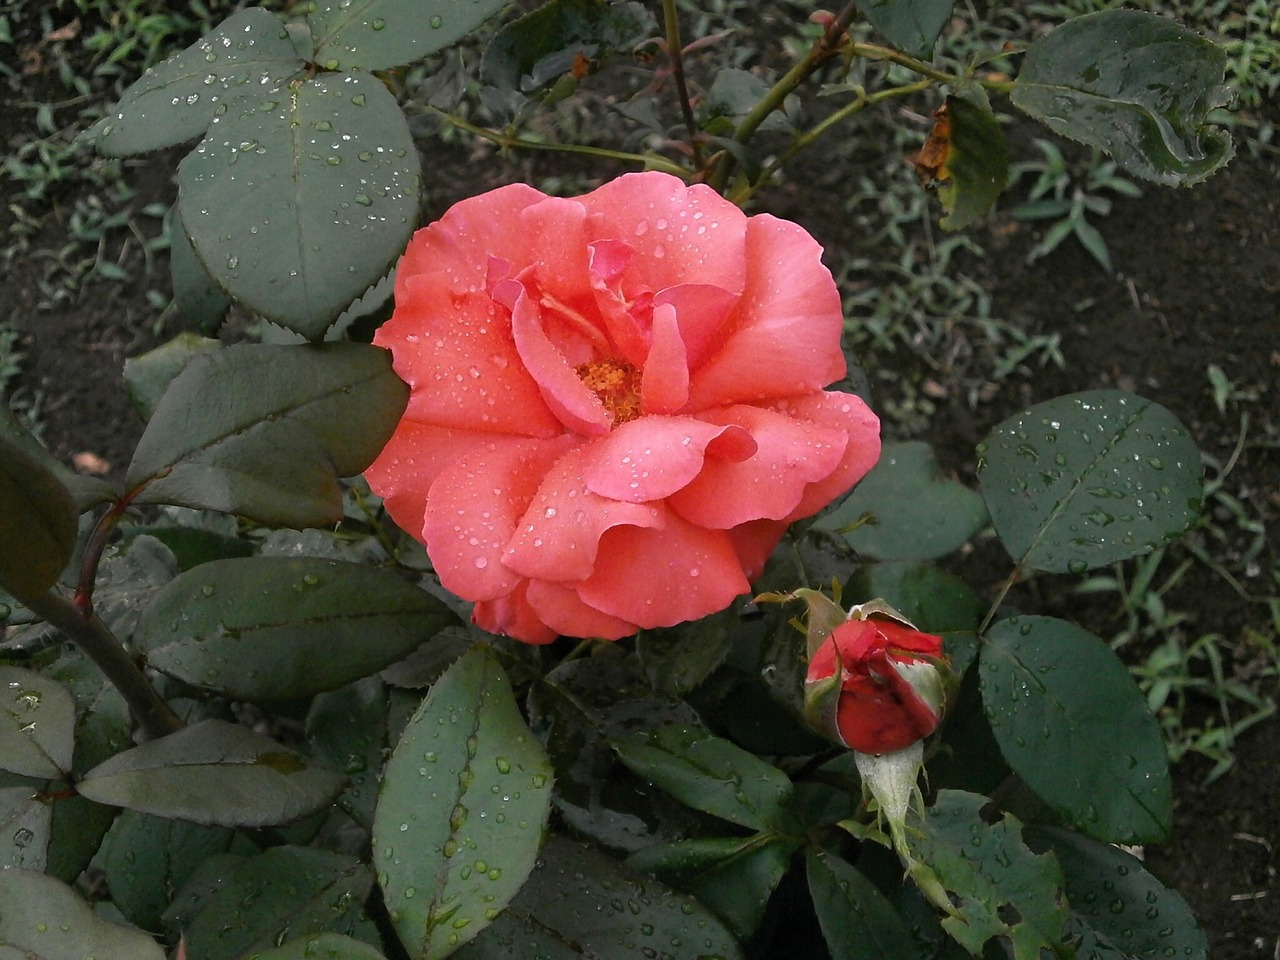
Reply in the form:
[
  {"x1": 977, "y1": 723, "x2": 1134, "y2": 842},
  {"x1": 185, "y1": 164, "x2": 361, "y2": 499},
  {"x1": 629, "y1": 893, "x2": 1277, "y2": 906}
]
[
  {"x1": 582, "y1": 415, "x2": 755, "y2": 504},
  {"x1": 641, "y1": 302, "x2": 690, "y2": 415},
  {"x1": 688, "y1": 214, "x2": 846, "y2": 408},
  {"x1": 574, "y1": 513, "x2": 750, "y2": 628},
  {"x1": 525, "y1": 580, "x2": 639, "y2": 640},
  {"x1": 588, "y1": 239, "x2": 649, "y2": 366},
  {"x1": 835, "y1": 652, "x2": 942, "y2": 754},
  {"x1": 504, "y1": 445, "x2": 664, "y2": 582},
  {"x1": 473, "y1": 583, "x2": 560, "y2": 645},
  {"x1": 726, "y1": 517, "x2": 788, "y2": 581},
  {"x1": 509, "y1": 282, "x2": 613, "y2": 436},
  {"x1": 424, "y1": 435, "x2": 577, "y2": 601},
  {"x1": 582, "y1": 172, "x2": 748, "y2": 298},
  {"x1": 365, "y1": 421, "x2": 498, "y2": 542},
  {"x1": 873, "y1": 618, "x2": 944, "y2": 658},
  {"x1": 769, "y1": 392, "x2": 881, "y2": 522},
  {"x1": 396, "y1": 183, "x2": 547, "y2": 297},
  {"x1": 654, "y1": 283, "x2": 739, "y2": 369},
  {"x1": 376, "y1": 285, "x2": 562, "y2": 436},
  {"x1": 666, "y1": 404, "x2": 849, "y2": 528}
]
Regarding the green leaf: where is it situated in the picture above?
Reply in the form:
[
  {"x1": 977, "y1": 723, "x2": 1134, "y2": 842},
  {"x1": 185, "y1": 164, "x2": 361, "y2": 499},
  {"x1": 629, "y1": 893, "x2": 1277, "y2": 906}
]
[
  {"x1": 855, "y1": 0, "x2": 953, "y2": 58},
  {"x1": 937, "y1": 95, "x2": 1008, "y2": 231},
  {"x1": 76, "y1": 718, "x2": 345, "y2": 827},
  {"x1": 0, "y1": 868, "x2": 165, "y2": 959},
  {"x1": 170, "y1": 206, "x2": 232, "y2": 332},
  {"x1": 124, "y1": 332, "x2": 221, "y2": 420},
  {"x1": 45, "y1": 793, "x2": 118, "y2": 885},
  {"x1": 306, "y1": 677, "x2": 394, "y2": 830},
  {"x1": 1010, "y1": 10, "x2": 1232, "y2": 185},
  {"x1": 134, "y1": 557, "x2": 456, "y2": 700},
  {"x1": 905, "y1": 790, "x2": 1069, "y2": 960},
  {"x1": 628, "y1": 834, "x2": 798, "y2": 940},
  {"x1": 309, "y1": 0, "x2": 507, "y2": 72},
  {"x1": 815, "y1": 441, "x2": 988, "y2": 561},
  {"x1": 0, "y1": 666, "x2": 75, "y2": 780},
  {"x1": 980, "y1": 616, "x2": 1172, "y2": 844},
  {"x1": 121, "y1": 524, "x2": 255, "y2": 571},
  {"x1": 372, "y1": 645, "x2": 553, "y2": 960},
  {"x1": 163, "y1": 846, "x2": 375, "y2": 960},
  {"x1": 612, "y1": 726, "x2": 796, "y2": 832},
  {"x1": 976, "y1": 390, "x2": 1202, "y2": 573},
  {"x1": 244, "y1": 934, "x2": 389, "y2": 960},
  {"x1": 126, "y1": 342, "x2": 408, "y2": 527},
  {"x1": 0, "y1": 407, "x2": 116, "y2": 512},
  {"x1": 177, "y1": 71, "x2": 419, "y2": 335},
  {"x1": 88, "y1": 8, "x2": 302, "y2": 156},
  {"x1": 527, "y1": 649, "x2": 703, "y2": 852},
  {"x1": 99, "y1": 810, "x2": 239, "y2": 931},
  {"x1": 807, "y1": 849, "x2": 921, "y2": 960},
  {"x1": 636, "y1": 604, "x2": 737, "y2": 695},
  {"x1": 452, "y1": 835, "x2": 743, "y2": 960},
  {"x1": 481, "y1": 0, "x2": 654, "y2": 92},
  {"x1": 1027, "y1": 827, "x2": 1208, "y2": 959},
  {"x1": 845, "y1": 561, "x2": 987, "y2": 635},
  {"x1": 0, "y1": 771, "x2": 53, "y2": 870},
  {"x1": 0, "y1": 438, "x2": 78, "y2": 600}
]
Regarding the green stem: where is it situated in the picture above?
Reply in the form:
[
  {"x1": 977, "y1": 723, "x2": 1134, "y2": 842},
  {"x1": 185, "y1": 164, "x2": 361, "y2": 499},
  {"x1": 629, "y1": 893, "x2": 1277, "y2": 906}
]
[
  {"x1": 849, "y1": 41, "x2": 958, "y2": 86},
  {"x1": 729, "y1": 78, "x2": 932, "y2": 205},
  {"x1": 21, "y1": 588, "x2": 183, "y2": 740},
  {"x1": 707, "y1": 0, "x2": 860, "y2": 192},
  {"x1": 661, "y1": 0, "x2": 704, "y2": 171},
  {"x1": 428, "y1": 108, "x2": 690, "y2": 178}
]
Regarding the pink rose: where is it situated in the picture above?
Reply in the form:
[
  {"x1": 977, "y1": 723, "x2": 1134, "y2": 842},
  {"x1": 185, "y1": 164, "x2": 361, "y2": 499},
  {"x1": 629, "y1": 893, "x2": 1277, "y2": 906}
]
[{"x1": 366, "y1": 172, "x2": 880, "y2": 643}]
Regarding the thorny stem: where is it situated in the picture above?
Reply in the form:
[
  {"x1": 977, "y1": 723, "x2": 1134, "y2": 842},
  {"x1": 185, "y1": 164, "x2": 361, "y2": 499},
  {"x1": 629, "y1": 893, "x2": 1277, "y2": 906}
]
[
  {"x1": 660, "y1": 0, "x2": 705, "y2": 172},
  {"x1": 428, "y1": 107, "x2": 689, "y2": 178},
  {"x1": 21, "y1": 588, "x2": 183, "y2": 740},
  {"x1": 729, "y1": 78, "x2": 932, "y2": 205},
  {"x1": 75, "y1": 495, "x2": 133, "y2": 619},
  {"x1": 707, "y1": 0, "x2": 861, "y2": 193}
]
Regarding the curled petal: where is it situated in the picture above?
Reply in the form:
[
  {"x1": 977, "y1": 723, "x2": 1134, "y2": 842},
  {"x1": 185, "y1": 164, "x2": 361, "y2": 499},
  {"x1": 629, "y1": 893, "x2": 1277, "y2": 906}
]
[
  {"x1": 582, "y1": 416, "x2": 756, "y2": 504},
  {"x1": 525, "y1": 580, "x2": 639, "y2": 641},
  {"x1": 504, "y1": 446, "x2": 665, "y2": 583},
  {"x1": 769, "y1": 392, "x2": 882, "y2": 522},
  {"x1": 641, "y1": 303, "x2": 690, "y2": 415},
  {"x1": 424, "y1": 435, "x2": 577, "y2": 602},
  {"x1": 688, "y1": 214, "x2": 846, "y2": 408},
  {"x1": 582, "y1": 172, "x2": 749, "y2": 298},
  {"x1": 668, "y1": 404, "x2": 849, "y2": 528},
  {"x1": 510, "y1": 283, "x2": 613, "y2": 436},
  {"x1": 473, "y1": 583, "x2": 560, "y2": 645},
  {"x1": 575, "y1": 513, "x2": 750, "y2": 628}
]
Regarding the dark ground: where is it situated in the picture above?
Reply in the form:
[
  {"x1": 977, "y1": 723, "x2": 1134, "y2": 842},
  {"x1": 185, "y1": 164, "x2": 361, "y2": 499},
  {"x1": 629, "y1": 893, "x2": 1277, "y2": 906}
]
[{"x1": 3, "y1": 19, "x2": 1278, "y2": 959}]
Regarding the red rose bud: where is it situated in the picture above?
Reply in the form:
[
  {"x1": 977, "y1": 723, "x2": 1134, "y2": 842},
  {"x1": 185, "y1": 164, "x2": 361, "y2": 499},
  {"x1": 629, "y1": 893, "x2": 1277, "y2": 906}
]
[{"x1": 804, "y1": 613, "x2": 946, "y2": 754}]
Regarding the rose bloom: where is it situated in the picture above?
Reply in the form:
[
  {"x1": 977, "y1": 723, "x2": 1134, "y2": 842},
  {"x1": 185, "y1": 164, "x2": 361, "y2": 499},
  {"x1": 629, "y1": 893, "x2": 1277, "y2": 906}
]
[
  {"x1": 366, "y1": 171, "x2": 880, "y2": 643},
  {"x1": 805, "y1": 615, "x2": 946, "y2": 754}
]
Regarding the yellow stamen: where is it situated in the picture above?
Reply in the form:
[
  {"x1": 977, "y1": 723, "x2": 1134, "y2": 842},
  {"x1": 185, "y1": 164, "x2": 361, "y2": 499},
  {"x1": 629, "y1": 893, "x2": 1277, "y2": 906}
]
[{"x1": 575, "y1": 358, "x2": 642, "y2": 427}]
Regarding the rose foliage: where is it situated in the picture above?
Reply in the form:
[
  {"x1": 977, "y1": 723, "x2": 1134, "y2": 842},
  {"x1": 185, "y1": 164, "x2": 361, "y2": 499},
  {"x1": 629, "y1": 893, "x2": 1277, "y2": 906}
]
[{"x1": 367, "y1": 172, "x2": 880, "y2": 643}]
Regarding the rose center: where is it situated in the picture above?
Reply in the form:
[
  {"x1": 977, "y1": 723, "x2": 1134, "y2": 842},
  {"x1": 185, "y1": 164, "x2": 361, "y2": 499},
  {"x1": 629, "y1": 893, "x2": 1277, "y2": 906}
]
[{"x1": 575, "y1": 358, "x2": 642, "y2": 427}]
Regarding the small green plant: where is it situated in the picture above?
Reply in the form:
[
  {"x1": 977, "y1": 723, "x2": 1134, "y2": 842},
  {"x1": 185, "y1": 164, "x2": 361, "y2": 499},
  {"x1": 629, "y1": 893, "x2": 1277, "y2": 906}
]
[{"x1": 1007, "y1": 139, "x2": 1143, "y2": 272}]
